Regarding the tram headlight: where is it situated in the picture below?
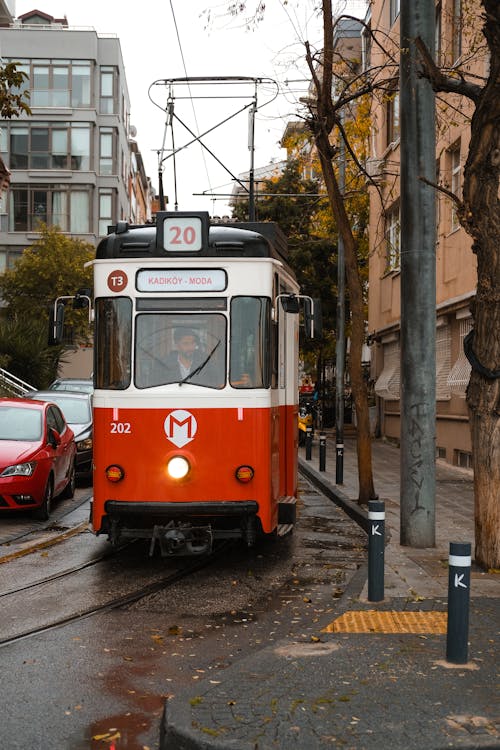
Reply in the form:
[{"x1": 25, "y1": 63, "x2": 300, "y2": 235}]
[
  {"x1": 235, "y1": 465, "x2": 254, "y2": 483},
  {"x1": 167, "y1": 455, "x2": 190, "y2": 480}
]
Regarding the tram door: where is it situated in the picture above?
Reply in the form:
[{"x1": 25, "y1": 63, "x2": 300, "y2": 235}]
[{"x1": 276, "y1": 276, "x2": 298, "y2": 501}]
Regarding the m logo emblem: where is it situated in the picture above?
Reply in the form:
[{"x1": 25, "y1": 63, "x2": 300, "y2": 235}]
[{"x1": 164, "y1": 410, "x2": 198, "y2": 447}]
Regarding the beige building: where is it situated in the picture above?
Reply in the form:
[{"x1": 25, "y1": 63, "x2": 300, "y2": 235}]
[{"x1": 366, "y1": 0, "x2": 484, "y2": 468}]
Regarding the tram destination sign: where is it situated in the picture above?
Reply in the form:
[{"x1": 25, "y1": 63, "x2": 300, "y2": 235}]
[{"x1": 136, "y1": 268, "x2": 227, "y2": 292}]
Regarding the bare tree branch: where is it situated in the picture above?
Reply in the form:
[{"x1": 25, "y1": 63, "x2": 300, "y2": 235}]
[{"x1": 415, "y1": 36, "x2": 482, "y2": 102}]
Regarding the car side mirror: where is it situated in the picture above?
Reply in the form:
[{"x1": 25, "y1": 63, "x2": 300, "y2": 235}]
[{"x1": 48, "y1": 428, "x2": 61, "y2": 448}]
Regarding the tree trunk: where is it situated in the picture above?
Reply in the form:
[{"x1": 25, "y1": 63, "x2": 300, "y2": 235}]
[
  {"x1": 461, "y1": 0, "x2": 500, "y2": 569},
  {"x1": 315, "y1": 128, "x2": 376, "y2": 503}
]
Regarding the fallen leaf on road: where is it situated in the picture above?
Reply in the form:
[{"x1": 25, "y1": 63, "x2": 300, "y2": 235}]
[{"x1": 92, "y1": 730, "x2": 121, "y2": 742}]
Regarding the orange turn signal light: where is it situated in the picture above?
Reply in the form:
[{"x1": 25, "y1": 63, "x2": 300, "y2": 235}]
[
  {"x1": 235, "y1": 465, "x2": 254, "y2": 483},
  {"x1": 105, "y1": 464, "x2": 125, "y2": 483}
]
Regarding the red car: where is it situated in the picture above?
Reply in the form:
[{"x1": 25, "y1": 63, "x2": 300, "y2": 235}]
[{"x1": 0, "y1": 398, "x2": 77, "y2": 520}]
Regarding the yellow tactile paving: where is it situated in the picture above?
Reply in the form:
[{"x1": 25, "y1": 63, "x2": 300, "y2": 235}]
[{"x1": 322, "y1": 610, "x2": 448, "y2": 634}]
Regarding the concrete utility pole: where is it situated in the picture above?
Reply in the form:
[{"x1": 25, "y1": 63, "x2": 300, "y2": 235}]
[{"x1": 399, "y1": 0, "x2": 436, "y2": 547}]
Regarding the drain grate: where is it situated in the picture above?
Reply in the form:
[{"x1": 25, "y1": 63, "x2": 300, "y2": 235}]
[{"x1": 322, "y1": 610, "x2": 448, "y2": 634}]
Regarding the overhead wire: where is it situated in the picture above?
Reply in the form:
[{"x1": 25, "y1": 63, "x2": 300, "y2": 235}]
[
  {"x1": 147, "y1": 2, "x2": 321, "y2": 211},
  {"x1": 168, "y1": 0, "x2": 215, "y2": 211}
]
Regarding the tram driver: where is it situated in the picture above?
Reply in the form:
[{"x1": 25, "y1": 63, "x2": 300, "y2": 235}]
[
  {"x1": 166, "y1": 328, "x2": 204, "y2": 380},
  {"x1": 164, "y1": 326, "x2": 222, "y2": 387}
]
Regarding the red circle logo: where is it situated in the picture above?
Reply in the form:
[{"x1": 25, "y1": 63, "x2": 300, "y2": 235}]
[{"x1": 107, "y1": 270, "x2": 128, "y2": 292}]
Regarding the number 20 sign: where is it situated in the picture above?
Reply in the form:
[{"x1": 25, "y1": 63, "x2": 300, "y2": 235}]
[{"x1": 162, "y1": 215, "x2": 203, "y2": 252}]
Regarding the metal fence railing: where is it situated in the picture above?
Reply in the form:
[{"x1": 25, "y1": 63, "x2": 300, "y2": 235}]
[{"x1": 0, "y1": 368, "x2": 35, "y2": 397}]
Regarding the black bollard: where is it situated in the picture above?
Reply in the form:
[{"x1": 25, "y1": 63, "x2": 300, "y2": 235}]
[
  {"x1": 319, "y1": 432, "x2": 326, "y2": 471},
  {"x1": 335, "y1": 442, "x2": 344, "y2": 484},
  {"x1": 446, "y1": 541, "x2": 471, "y2": 664},
  {"x1": 305, "y1": 426, "x2": 313, "y2": 460},
  {"x1": 368, "y1": 499, "x2": 385, "y2": 602}
]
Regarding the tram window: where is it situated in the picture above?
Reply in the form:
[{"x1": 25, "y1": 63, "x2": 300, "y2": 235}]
[
  {"x1": 134, "y1": 313, "x2": 226, "y2": 389},
  {"x1": 136, "y1": 297, "x2": 227, "y2": 312},
  {"x1": 230, "y1": 296, "x2": 271, "y2": 389},
  {"x1": 95, "y1": 297, "x2": 132, "y2": 389}
]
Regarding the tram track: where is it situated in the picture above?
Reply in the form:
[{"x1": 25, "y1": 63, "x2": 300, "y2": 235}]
[
  {"x1": 0, "y1": 539, "x2": 233, "y2": 648},
  {"x1": 0, "y1": 492, "x2": 92, "y2": 547}
]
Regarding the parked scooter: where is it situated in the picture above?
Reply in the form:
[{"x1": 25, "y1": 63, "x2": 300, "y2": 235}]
[{"x1": 298, "y1": 398, "x2": 314, "y2": 446}]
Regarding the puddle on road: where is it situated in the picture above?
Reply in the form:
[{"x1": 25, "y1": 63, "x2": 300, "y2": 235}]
[
  {"x1": 83, "y1": 630, "x2": 170, "y2": 749},
  {"x1": 88, "y1": 699, "x2": 163, "y2": 748}
]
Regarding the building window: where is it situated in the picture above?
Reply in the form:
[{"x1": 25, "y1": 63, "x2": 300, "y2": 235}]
[
  {"x1": 70, "y1": 125, "x2": 91, "y2": 170},
  {"x1": 454, "y1": 449, "x2": 472, "y2": 469},
  {"x1": 13, "y1": 59, "x2": 91, "y2": 109},
  {"x1": 9, "y1": 123, "x2": 90, "y2": 171},
  {"x1": 362, "y1": 15, "x2": 372, "y2": 71},
  {"x1": 390, "y1": 0, "x2": 400, "y2": 25},
  {"x1": 32, "y1": 64, "x2": 50, "y2": 107},
  {"x1": 31, "y1": 126, "x2": 50, "y2": 168},
  {"x1": 8, "y1": 61, "x2": 30, "y2": 101},
  {"x1": 52, "y1": 127, "x2": 68, "y2": 168},
  {"x1": 435, "y1": 2, "x2": 442, "y2": 65},
  {"x1": 31, "y1": 63, "x2": 70, "y2": 107},
  {"x1": 452, "y1": 0, "x2": 462, "y2": 63},
  {"x1": 100, "y1": 67, "x2": 116, "y2": 114},
  {"x1": 99, "y1": 128, "x2": 114, "y2": 175},
  {"x1": 0, "y1": 248, "x2": 22, "y2": 273},
  {"x1": 70, "y1": 191, "x2": 90, "y2": 233},
  {"x1": 71, "y1": 63, "x2": 91, "y2": 107},
  {"x1": 10, "y1": 126, "x2": 28, "y2": 169},
  {"x1": 9, "y1": 185, "x2": 90, "y2": 233},
  {"x1": 387, "y1": 90, "x2": 400, "y2": 146},
  {"x1": 447, "y1": 316, "x2": 472, "y2": 398},
  {"x1": 449, "y1": 142, "x2": 461, "y2": 232},
  {"x1": 385, "y1": 203, "x2": 400, "y2": 271},
  {"x1": 436, "y1": 446, "x2": 446, "y2": 460},
  {"x1": 374, "y1": 339, "x2": 400, "y2": 400},
  {"x1": 436, "y1": 323, "x2": 451, "y2": 400},
  {"x1": 99, "y1": 188, "x2": 114, "y2": 236}
]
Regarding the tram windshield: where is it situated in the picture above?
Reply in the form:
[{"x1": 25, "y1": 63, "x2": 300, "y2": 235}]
[
  {"x1": 95, "y1": 296, "x2": 272, "y2": 390},
  {"x1": 135, "y1": 313, "x2": 226, "y2": 389}
]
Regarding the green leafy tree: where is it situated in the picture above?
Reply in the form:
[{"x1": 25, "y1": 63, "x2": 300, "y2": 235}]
[
  {"x1": 0, "y1": 314, "x2": 64, "y2": 389},
  {"x1": 0, "y1": 62, "x2": 31, "y2": 118},
  {"x1": 0, "y1": 225, "x2": 94, "y2": 385}
]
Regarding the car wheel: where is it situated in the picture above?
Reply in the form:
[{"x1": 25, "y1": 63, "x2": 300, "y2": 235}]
[
  {"x1": 61, "y1": 460, "x2": 76, "y2": 499},
  {"x1": 33, "y1": 476, "x2": 53, "y2": 521}
]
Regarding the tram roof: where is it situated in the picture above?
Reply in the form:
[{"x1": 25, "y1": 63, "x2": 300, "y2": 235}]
[{"x1": 96, "y1": 215, "x2": 291, "y2": 269}]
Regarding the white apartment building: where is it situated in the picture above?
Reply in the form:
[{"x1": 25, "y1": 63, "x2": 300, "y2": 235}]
[{"x1": 0, "y1": 7, "x2": 146, "y2": 272}]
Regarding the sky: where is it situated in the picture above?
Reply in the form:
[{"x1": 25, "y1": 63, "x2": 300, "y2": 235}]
[{"x1": 13, "y1": 0, "x2": 367, "y2": 215}]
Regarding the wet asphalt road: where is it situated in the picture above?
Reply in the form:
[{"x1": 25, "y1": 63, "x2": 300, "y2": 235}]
[{"x1": 0, "y1": 476, "x2": 367, "y2": 750}]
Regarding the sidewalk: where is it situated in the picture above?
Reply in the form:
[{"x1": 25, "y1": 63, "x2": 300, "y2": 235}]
[{"x1": 160, "y1": 436, "x2": 500, "y2": 750}]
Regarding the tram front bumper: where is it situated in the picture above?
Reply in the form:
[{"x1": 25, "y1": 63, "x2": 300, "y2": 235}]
[
  {"x1": 102, "y1": 500, "x2": 260, "y2": 554},
  {"x1": 104, "y1": 500, "x2": 259, "y2": 517}
]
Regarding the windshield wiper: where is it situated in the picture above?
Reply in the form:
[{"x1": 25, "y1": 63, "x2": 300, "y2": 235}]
[{"x1": 179, "y1": 340, "x2": 221, "y2": 386}]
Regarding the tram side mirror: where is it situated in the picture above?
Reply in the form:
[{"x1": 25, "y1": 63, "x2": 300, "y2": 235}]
[
  {"x1": 280, "y1": 295, "x2": 300, "y2": 313},
  {"x1": 48, "y1": 302, "x2": 65, "y2": 345},
  {"x1": 304, "y1": 297, "x2": 323, "y2": 339},
  {"x1": 73, "y1": 288, "x2": 92, "y2": 309}
]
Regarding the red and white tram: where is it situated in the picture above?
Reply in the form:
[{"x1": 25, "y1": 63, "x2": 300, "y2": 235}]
[{"x1": 90, "y1": 212, "x2": 317, "y2": 555}]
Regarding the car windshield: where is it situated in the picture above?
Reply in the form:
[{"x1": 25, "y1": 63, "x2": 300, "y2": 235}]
[
  {"x1": 0, "y1": 406, "x2": 42, "y2": 441},
  {"x1": 51, "y1": 381, "x2": 93, "y2": 393},
  {"x1": 44, "y1": 397, "x2": 90, "y2": 424}
]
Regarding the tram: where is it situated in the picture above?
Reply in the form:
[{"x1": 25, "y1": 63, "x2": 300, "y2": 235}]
[{"x1": 90, "y1": 211, "x2": 318, "y2": 555}]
